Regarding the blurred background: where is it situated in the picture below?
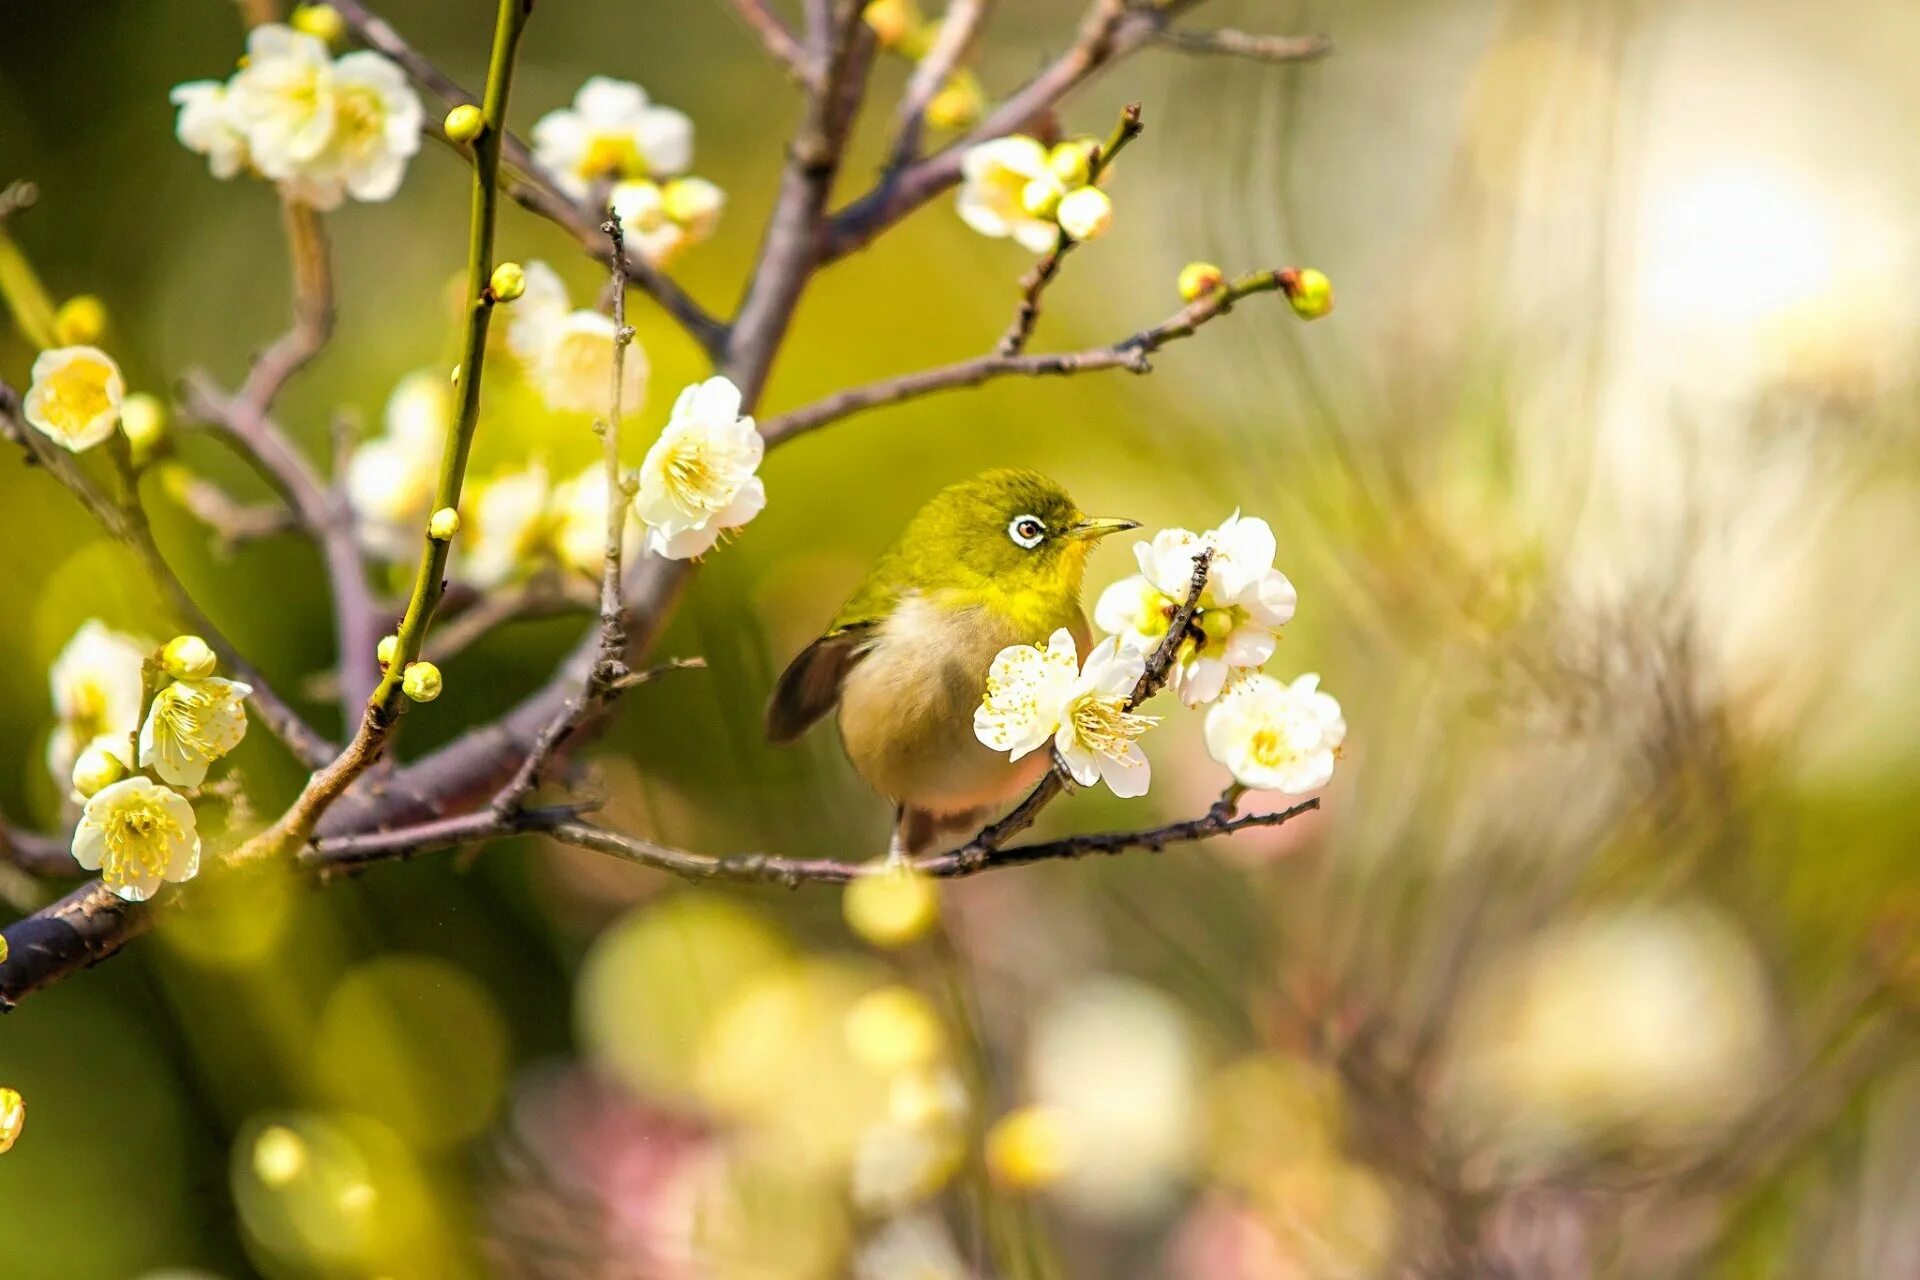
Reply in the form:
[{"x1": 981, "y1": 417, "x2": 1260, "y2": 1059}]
[{"x1": 5, "y1": 0, "x2": 1920, "y2": 1275}]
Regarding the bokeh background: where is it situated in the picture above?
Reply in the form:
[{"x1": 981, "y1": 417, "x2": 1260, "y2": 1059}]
[{"x1": 5, "y1": 0, "x2": 1920, "y2": 1275}]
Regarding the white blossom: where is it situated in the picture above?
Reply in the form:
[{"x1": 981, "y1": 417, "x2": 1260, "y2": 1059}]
[
  {"x1": 47, "y1": 620, "x2": 148, "y2": 785},
  {"x1": 171, "y1": 81, "x2": 250, "y2": 179},
  {"x1": 175, "y1": 25, "x2": 421, "y2": 208},
  {"x1": 224, "y1": 24, "x2": 337, "y2": 181},
  {"x1": 531, "y1": 76, "x2": 694, "y2": 199},
  {"x1": 506, "y1": 261, "x2": 650, "y2": 416},
  {"x1": 1202, "y1": 672, "x2": 1345, "y2": 794},
  {"x1": 551, "y1": 464, "x2": 639, "y2": 577},
  {"x1": 1094, "y1": 512, "x2": 1297, "y2": 706},
  {"x1": 610, "y1": 176, "x2": 725, "y2": 267},
  {"x1": 71, "y1": 775, "x2": 201, "y2": 903},
  {"x1": 140, "y1": 676, "x2": 252, "y2": 788},
  {"x1": 282, "y1": 50, "x2": 423, "y2": 209},
  {"x1": 23, "y1": 346, "x2": 125, "y2": 453},
  {"x1": 462, "y1": 463, "x2": 555, "y2": 589},
  {"x1": 634, "y1": 376, "x2": 765, "y2": 560},
  {"x1": 347, "y1": 370, "x2": 448, "y2": 560},
  {"x1": 974, "y1": 629, "x2": 1155, "y2": 798},
  {"x1": 956, "y1": 135, "x2": 1061, "y2": 253}
]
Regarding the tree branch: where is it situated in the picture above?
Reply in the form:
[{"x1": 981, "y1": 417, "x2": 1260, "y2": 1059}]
[
  {"x1": 727, "y1": 0, "x2": 816, "y2": 84},
  {"x1": 1152, "y1": 27, "x2": 1333, "y2": 63},
  {"x1": 760, "y1": 266, "x2": 1304, "y2": 445},
  {"x1": 887, "y1": 0, "x2": 994, "y2": 173}
]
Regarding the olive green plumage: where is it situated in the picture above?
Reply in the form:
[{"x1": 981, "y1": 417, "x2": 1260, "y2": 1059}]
[{"x1": 766, "y1": 468, "x2": 1136, "y2": 852}]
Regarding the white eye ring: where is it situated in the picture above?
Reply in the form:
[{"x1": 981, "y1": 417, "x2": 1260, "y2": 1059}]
[{"x1": 1008, "y1": 515, "x2": 1046, "y2": 549}]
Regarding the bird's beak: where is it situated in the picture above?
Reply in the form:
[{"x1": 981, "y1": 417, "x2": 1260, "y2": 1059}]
[{"x1": 1066, "y1": 516, "x2": 1141, "y2": 542}]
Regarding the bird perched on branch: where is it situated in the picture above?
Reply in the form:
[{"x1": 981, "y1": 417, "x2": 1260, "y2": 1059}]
[{"x1": 767, "y1": 469, "x2": 1137, "y2": 855}]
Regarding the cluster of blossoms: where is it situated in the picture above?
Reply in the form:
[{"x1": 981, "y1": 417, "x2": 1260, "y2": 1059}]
[
  {"x1": 46, "y1": 628, "x2": 252, "y2": 902},
  {"x1": 958, "y1": 134, "x2": 1114, "y2": 251},
  {"x1": 975, "y1": 512, "x2": 1346, "y2": 799},
  {"x1": 506, "y1": 259, "x2": 652, "y2": 417},
  {"x1": 531, "y1": 77, "x2": 724, "y2": 267},
  {"x1": 172, "y1": 22, "x2": 423, "y2": 210}
]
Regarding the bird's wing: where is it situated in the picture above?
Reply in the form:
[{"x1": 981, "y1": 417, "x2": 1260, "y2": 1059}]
[{"x1": 765, "y1": 623, "x2": 876, "y2": 744}]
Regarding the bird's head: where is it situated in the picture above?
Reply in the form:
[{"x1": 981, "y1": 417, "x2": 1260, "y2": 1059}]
[{"x1": 900, "y1": 468, "x2": 1138, "y2": 613}]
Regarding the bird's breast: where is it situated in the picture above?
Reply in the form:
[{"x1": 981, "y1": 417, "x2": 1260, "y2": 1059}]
[{"x1": 837, "y1": 595, "x2": 1088, "y2": 816}]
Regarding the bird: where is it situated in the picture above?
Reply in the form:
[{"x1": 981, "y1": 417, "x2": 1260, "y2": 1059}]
[{"x1": 766, "y1": 469, "x2": 1138, "y2": 856}]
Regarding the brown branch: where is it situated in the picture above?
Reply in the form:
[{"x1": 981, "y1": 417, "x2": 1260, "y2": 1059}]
[
  {"x1": 725, "y1": 0, "x2": 877, "y2": 395},
  {"x1": 1153, "y1": 27, "x2": 1333, "y2": 63},
  {"x1": 0, "y1": 816, "x2": 79, "y2": 878},
  {"x1": 727, "y1": 0, "x2": 816, "y2": 84},
  {"x1": 166, "y1": 470, "x2": 301, "y2": 552},
  {"x1": 238, "y1": 200, "x2": 335, "y2": 415},
  {"x1": 302, "y1": 787, "x2": 1319, "y2": 883},
  {"x1": 326, "y1": 0, "x2": 728, "y2": 355},
  {"x1": 761, "y1": 265, "x2": 1300, "y2": 445},
  {"x1": 888, "y1": 0, "x2": 994, "y2": 172},
  {"x1": 995, "y1": 101, "x2": 1142, "y2": 356}
]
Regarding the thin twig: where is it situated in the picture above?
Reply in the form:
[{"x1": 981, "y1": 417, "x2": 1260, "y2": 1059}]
[
  {"x1": 762, "y1": 266, "x2": 1301, "y2": 445},
  {"x1": 491, "y1": 221, "x2": 639, "y2": 813},
  {"x1": 303, "y1": 788, "x2": 1319, "y2": 881},
  {"x1": 888, "y1": 0, "x2": 994, "y2": 172},
  {"x1": 996, "y1": 102, "x2": 1142, "y2": 356},
  {"x1": 238, "y1": 200, "x2": 335, "y2": 415},
  {"x1": 165, "y1": 470, "x2": 301, "y2": 552},
  {"x1": 326, "y1": 0, "x2": 728, "y2": 355},
  {"x1": 1153, "y1": 27, "x2": 1333, "y2": 63},
  {"x1": 728, "y1": 0, "x2": 816, "y2": 84}
]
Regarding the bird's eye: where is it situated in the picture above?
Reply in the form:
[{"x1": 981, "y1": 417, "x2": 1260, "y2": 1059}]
[{"x1": 1008, "y1": 515, "x2": 1046, "y2": 549}]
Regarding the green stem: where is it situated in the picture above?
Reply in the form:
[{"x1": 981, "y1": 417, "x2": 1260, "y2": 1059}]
[
  {"x1": 373, "y1": 0, "x2": 529, "y2": 713},
  {"x1": 0, "y1": 227, "x2": 58, "y2": 349}
]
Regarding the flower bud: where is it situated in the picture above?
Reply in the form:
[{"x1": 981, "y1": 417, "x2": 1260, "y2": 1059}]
[
  {"x1": 985, "y1": 1105, "x2": 1073, "y2": 1189},
  {"x1": 1020, "y1": 174, "x2": 1065, "y2": 220},
  {"x1": 844, "y1": 861, "x2": 939, "y2": 947},
  {"x1": 863, "y1": 0, "x2": 922, "y2": 47},
  {"x1": 120, "y1": 392, "x2": 167, "y2": 459},
  {"x1": 161, "y1": 634, "x2": 217, "y2": 680},
  {"x1": 0, "y1": 1087, "x2": 23, "y2": 1155},
  {"x1": 443, "y1": 103, "x2": 485, "y2": 145},
  {"x1": 376, "y1": 634, "x2": 399, "y2": 668},
  {"x1": 70, "y1": 745, "x2": 126, "y2": 800},
  {"x1": 489, "y1": 261, "x2": 526, "y2": 302},
  {"x1": 291, "y1": 3, "x2": 345, "y2": 43},
  {"x1": 52, "y1": 295, "x2": 108, "y2": 346},
  {"x1": 0, "y1": 933, "x2": 7, "y2": 964},
  {"x1": 1055, "y1": 186, "x2": 1113, "y2": 242},
  {"x1": 1178, "y1": 261, "x2": 1225, "y2": 302},
  {"x1": 428, "y1": 506, "x2": 461, "y2": 540},
  {"x1": 926, "y1": 72, "x2": 984, "y2": 130},
  {"x1": 401, "y1": 661, "x2": 442, "y2": 703},
  {"x1": 1280, "y1": 267, "x2": 1333, "y2": 320},
  {"x1": 1047, "y1": 139, "x2": 1097, "y2": 188}
]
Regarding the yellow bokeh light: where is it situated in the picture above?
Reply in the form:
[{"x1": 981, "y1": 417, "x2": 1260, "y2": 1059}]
[{"x1": 843, "y1": 985, "x2": 946, "y2": 1076}]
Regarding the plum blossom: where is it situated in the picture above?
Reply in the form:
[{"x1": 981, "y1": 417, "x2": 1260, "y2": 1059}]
[
  {"x1": 47, "y1": 620, "x2": 148, "y2": 785},
  {"x1": 610, "y1": 177, "x2": 725, "y2": 267},
  {"x1": 974, "y1": 629, "x2": 1156, "y2": 797},
  {"x1": 956, "y1": 135, "x2": 1060, "y2": 253},
  {"x1": 23, "y1": 346, "x2": 124, "y2": 453},
  {"x1": 1203, "y1": 672, "x2": 1345, "y2": 794},
  {"x1": 140, "y1": 676, "x2": 252, "y2": 788},
  {"x1": 1095, "y1": 512, "x2": 1297, "y2": 706},
  {"x1": 172, "y1": 24, "x2": 421, "y2": 208},
  {"x1": 531, "y1": 77, "x2": 693, "y2": 199},
  {"x1": 347, "y1": 370, "x2": 449, "y2": 561},
  {"x1": 71, "y1": 775, "x2": 201, "y2": 903},
  {"x1": 634, "y1": 377, "x2": 765, "y2": 560},
  {"x1": 506, "y1": 260, "x2": 651, "y2": 416}
]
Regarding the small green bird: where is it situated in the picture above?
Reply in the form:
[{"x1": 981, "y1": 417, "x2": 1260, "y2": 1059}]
[{"x1": 767, "y1": 469, "x2": 1138, "y2": 854}]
